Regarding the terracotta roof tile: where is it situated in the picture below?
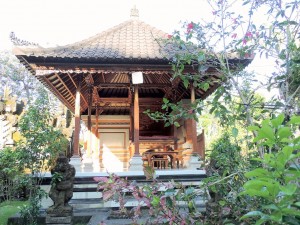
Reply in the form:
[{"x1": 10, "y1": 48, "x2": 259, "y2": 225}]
[{"x1": 13, "y1": 18, "x2": 169, "y2": 62}]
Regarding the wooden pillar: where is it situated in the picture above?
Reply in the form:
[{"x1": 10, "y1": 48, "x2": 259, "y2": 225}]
[
  {"x1": 94, "y1": 107, "x2": 99, "y2": 157},
  {"x1": 87, "y1": 87, "x2": 93, "y2": 157},
  {"x1": 133, "y1": 85, "x2": 140, "y2": 155},
  {"x1": 190, "y1": 85, "x2": 198, "y2": 154},
  {"x1": 130, "y1": 105, "x2": 133, "y2": 141},
  {"x1": 173, "y1": 125, "x2": 178, "y2": 150},
  {"x1": 73, "y1": 80, "x2": 81, "y2": 156},
  {"x1": 129, "y1": 88, "x2": 133, "y2": 141},
  {"x1": 95, "y1": 107, "x2": 99, "y2": 141}
]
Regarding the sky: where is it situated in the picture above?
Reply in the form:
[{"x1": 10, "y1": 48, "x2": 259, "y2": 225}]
[
  {"x1": 0, "y1": 0, "x2": 276, "y2": 82},
  {"x1": 0, "y1": 0, "x2": 212, "y2": 49}
]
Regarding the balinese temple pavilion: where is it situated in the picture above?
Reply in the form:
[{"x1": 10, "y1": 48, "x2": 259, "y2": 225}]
[{"x1": 12, "y1": 7, "x2": 251, "y2": 172}]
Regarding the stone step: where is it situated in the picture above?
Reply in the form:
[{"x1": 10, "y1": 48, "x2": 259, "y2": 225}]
[
  {"x1": 73, "y1": 192, "x2": 101, "y2": 199},
  {"x1": 70, "y1": 196, "x2": 207, "y2": 211},
  {"x1": 41, "y1": 170, "x2": 207, "y2": 211},
  {"x1": 41, "y1": 170, "x2": 207, "y2": 185},
  {"x1": 73, "y1": 180, "x2": 204, "y2": 189}
]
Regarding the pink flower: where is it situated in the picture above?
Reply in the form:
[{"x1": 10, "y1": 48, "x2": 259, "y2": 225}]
[
  {"x1": 187, "y1": 22, "x2": 193, "y2": 29},
  {"x1": 245, "y1": 31, "x2": 252, "y2": 38},
  {"x1": 242, "y1": 39, "x2": 247, "y2": 45},
  {"x1": 93, "y1": 176, "x2": 108, "y2": 182},
  {"x1": 231, "y1": 33, "x2": 237, "y2": 39},
  {"x1": 167, "y1": 34, "x2": 172, "y2": 39},
  {"x1": 187, "y1": 22, "x2": 194, "y2": 33},
  {"x1": 232, "y1": 18, "x2": 237, "y2": 24},
  {"x1": 212, "y1": 11, "x2": 217, "y2": 15}
]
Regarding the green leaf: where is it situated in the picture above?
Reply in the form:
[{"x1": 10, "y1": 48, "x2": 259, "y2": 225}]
[
  {"x1": 259, "y1": 125, "x2": 275, "y2": 142},
  {"x1": 270, "y1": 211, "x2": 282, "y2": 222},
  {"x1": 163, "y1": 98, "x2": 169, "y2": 104},
  {"x1": 271, "y1": 114, "x2": 284, "y2": 127},
  {"x1": 183, "y1": 79, "x2": 189, "y2": 89},
  {"x1": 231, "y1": 127, "x2": 238, "y2": 137},
  {"x1": 288, "y1": 115, "x2": 300, "y2": 125},
  {"x1": 248, "y1": 125, "x2": 259, "y2": 131},
  {"x1": 219, "y1": 200, "x2": 226, "y2": 206},
  {"x1": 164, "y1": 122, "x2": 170, "y2": 127},
  {"x1": 278, "y1": 127, "x2": 292, "y2": 140},
  {"x1": 279, "y1": 184, "x2": 297, "y2": 195},
  {"x1": 185, "y1": 187, "x2": 194, "y2": 196},
  {"x1": 198, "y1": 52, "x2": 205, "y2": 62},
  {"x1": 151, "y1": 196, "x2": 160, "y2": 207},
  {"x1": 202, "y1": 82, "x2": 210, "y2": 91},
  {"x1": 280, "y1": 137, "x2": 292, "y2": 143},
  {"x1": 281, "y1": 208, "x2": 300, "y2": 216},
  {"x1": 245, "y1": 168, "x2": 268, "y2": 178},
  {"x1": 240, "y1": 211, "x2": 264, "y2": 219},
  {"x1": 166, "y1": 196, "x2": 173, "y2": 208},
  {"x1": 262, "y1": 204, "x2": 279, "y2": 210},
  {"x1": 282, "y1": 146, "x2": 293, "y2": 160},
  {"x1": 174, "y1": 121, "x2": 180, "y2": 127}
]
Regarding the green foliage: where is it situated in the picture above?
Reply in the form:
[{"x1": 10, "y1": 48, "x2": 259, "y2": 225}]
[
  {"x1": 241, "y1": 114, "x2": 300, "y2": 224},
  {"x1": 96, "y1": 173, "x2": 205, "y2": 224},
  {"x1": 0, "y1": 147, "x2": 24, "y2": 201},
  {"x1": 19, "y1": 188, "x2": 46, "y2": 225},
  {"x1": 16, "y1": 100, "x2": 67, "y2": 174},
  {"x1": 144, "y1": 98, "x2": 202, "y2": 127},
  {"x1": 50, "y1": 172, "x2": 64, "y2": 187},
  {"x1": 14, "y1": 96, "x2": 68, "y2": 225},
  {"x1": 0, "y1": 200, "x2": 28, "y2": 225},
  {"x1": 204, "y1": 133, "x2": 250, "y2": 224},
  {"x1": 208, "y1": 133, "x2": 243, "y2": 177}
]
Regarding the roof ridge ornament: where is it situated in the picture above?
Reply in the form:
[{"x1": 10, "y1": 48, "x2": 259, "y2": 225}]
[
  {"x1": 10, "y1": 32, "x2": 39, "y2": 47},
  {"x1": 130, "y1": 5, "x2": 139, "y2": 19}
]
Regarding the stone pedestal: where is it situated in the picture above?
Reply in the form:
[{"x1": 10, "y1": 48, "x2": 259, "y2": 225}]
[
  {"x1": 184, "y1": 154, "x2": 203, "y2": 169},
  {"x1": 81, "y1": 156, "x2": 93, "y2": 172},
  {"x1": 128, "y1": 155, "x2": 143, "y2": 171},
  {"x1": 69, "y1": 155, "x2": 81, "y2": 172},
  {"x1": 47, "y1": 154, "x2": 75, "y2": 225},
  {"x1": 46, "y1": 211, "x2": 73, "y2": 225},
  {"x1": 92, "y1": 156, "x2": 101, "y2": 172}
]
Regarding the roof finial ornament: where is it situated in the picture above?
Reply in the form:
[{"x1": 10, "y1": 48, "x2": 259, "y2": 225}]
[
  {"x1": 130, "y1": 5, "x2": 139, "y2": 19},
  {"x1": 9, "y1": 32, "x2": 39, "y2": 47}
]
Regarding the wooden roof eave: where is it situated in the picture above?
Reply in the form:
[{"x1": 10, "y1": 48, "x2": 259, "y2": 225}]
[
  {"x1": 39, "y1": 76, "x2": 75, "y2": 112},
  {"x1": 17, "y1": 55, "x2": 172, "y2": 70}
]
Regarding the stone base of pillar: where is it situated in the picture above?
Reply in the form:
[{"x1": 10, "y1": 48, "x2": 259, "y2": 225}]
[
  {"x1": 69, "y1": 155, "x2": 81, "y2": 172},
  {"x1": 184, "y1": 153, "x2": 203, "y2": 170},
  {"x1": 81, "y1": 157, "x2": 93, "y2": 172},
  {"x1": 92, "y1": 156, "x2": 101, "y2": 172},
  {"x1": 128, "y1": 155, "x2": 143, "y2": 171},
  {"x1": 46, "y1": 211, "x2": 73, "y2": 225}
]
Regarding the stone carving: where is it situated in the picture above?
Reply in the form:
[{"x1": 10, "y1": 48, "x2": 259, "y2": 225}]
[{"x1": 47, "y1": 153, "x2": 76, "y2": 214}]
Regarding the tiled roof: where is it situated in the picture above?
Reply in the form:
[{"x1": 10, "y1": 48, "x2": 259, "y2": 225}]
[{"x1": 13, "y1": 18, "x2": 169, "y2": 62}]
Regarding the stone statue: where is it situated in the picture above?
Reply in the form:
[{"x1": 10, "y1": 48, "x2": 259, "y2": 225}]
[{"x1": 47, "y1": 153, "x2": 76, "y2": 214}]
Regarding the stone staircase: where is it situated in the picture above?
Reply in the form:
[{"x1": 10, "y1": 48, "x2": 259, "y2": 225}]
[{"x1": 41, "y1": 170, "x2": 207, "y2": 211}]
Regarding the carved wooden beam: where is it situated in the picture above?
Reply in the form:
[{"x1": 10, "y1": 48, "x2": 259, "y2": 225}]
[
  {"x1": 97, "y1": 83, "x2": 171, "y2": 88},
  {"x1": 85, "y1": 73, "x2": 94, "y2": 85},
  {"x1": 55, "y1": 73, "x2": 75, "y2": 103},
  {"x1": 41, "y1": 77, "x2": 74, "y2": 111},
  {"x1": 67, "y1": 73, "x2": 89, "y2": 109},
  {"x1": 93, "y1": 86, "x2": 101, "y2": 103}
]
